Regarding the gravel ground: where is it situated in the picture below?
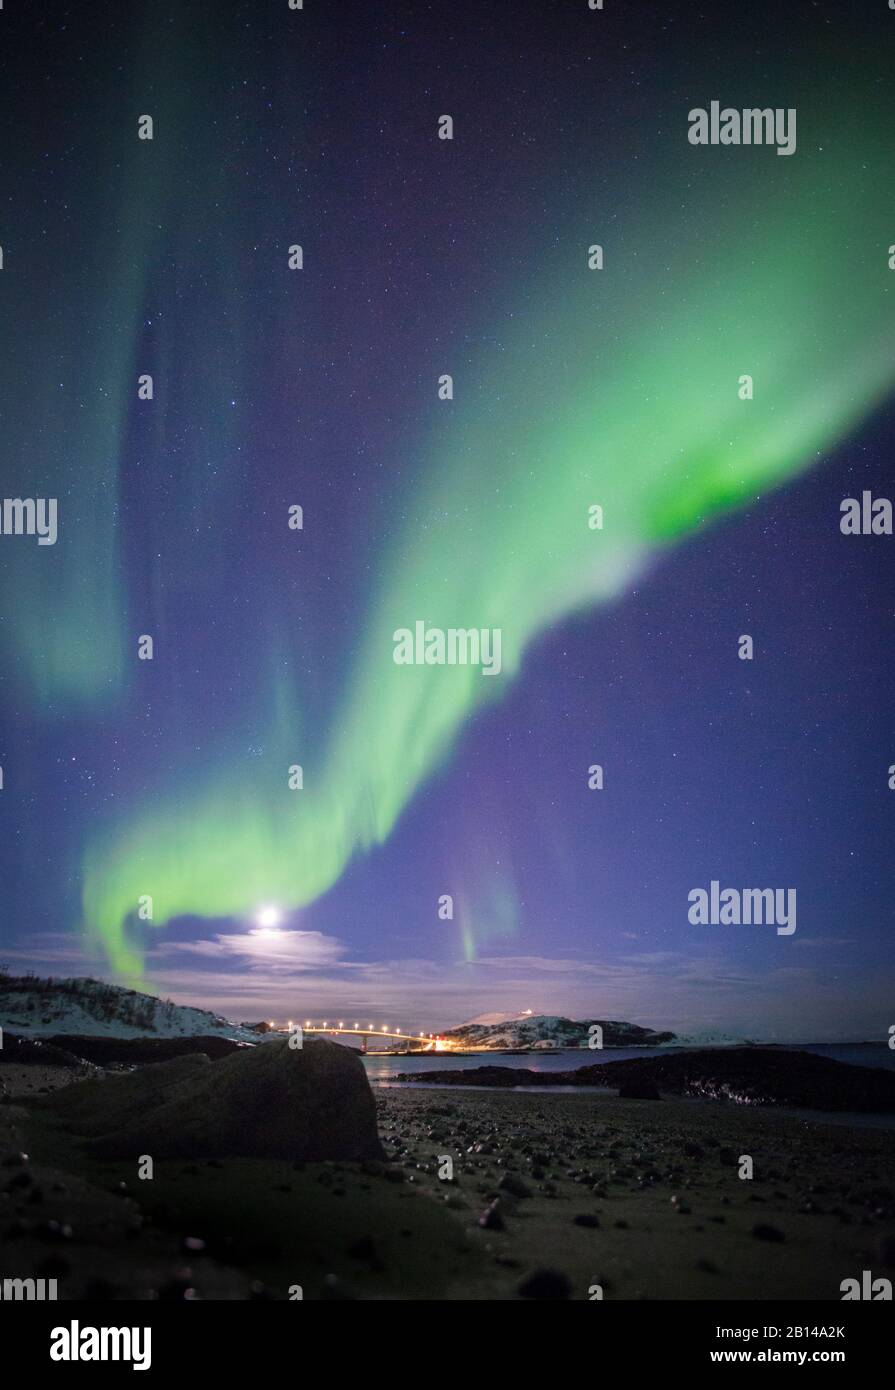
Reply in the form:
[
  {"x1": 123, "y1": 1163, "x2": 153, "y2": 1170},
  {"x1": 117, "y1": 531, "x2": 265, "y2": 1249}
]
[{"x1": 2, "y1": 1068, "x2": 893, "y2": 1299}]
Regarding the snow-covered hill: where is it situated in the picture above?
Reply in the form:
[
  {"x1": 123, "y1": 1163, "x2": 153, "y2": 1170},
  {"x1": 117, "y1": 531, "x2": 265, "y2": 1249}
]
[
  {"x1": 443, "y1": 1012, "x2": 676, "y2": 1049},
  {"x1": 0, "y1": 974, "x2": 257, "y2": 1042}
]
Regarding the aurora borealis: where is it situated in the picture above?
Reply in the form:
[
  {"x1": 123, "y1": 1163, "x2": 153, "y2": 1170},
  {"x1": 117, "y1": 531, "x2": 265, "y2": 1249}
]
[{"x1": 2, "y1": 0, "x2": 894, "y2": 1039}]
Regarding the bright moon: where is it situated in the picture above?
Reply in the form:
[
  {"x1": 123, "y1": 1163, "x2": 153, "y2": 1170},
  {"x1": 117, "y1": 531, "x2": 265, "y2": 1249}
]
[{"x1": 255, "y1": 906, "x2": 282, "y2": 929}]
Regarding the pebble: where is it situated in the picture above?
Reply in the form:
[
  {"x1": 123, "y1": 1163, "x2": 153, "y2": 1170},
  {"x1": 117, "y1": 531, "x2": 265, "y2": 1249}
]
[
  {"x1": 478, "y1": 1199, "x2": 505, "y2": 1231},
  {"x1": 498, "y1": 1172, "x2": 532, "y2": 1199},
  {"x1": 517, "y1": 1268, "x2": 572, "y2": 1300},
  {"x1": 752, "y1": 1223, "x2": 785, "y2": 1242}
]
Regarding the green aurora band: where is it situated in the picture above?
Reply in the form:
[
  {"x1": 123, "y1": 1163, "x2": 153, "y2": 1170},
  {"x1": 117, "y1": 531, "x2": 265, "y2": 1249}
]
[
  {"x1": 0, "y1": 14, "x2": 249, "y2": 713},
  {"x1": 82, "y1": 136, "x2": 895, "y2": 975}
]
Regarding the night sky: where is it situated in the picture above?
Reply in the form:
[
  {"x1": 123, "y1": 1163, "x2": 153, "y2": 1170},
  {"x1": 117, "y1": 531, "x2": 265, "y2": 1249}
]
[{"x1": 1, "y1": 0, "x2": 893, "y2": 1040}]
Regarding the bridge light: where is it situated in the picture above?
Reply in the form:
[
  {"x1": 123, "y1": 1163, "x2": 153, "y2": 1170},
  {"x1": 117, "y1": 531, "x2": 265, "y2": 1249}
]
[
  {"x1": 323, "y1": 1021, "x2": 328, "y2": 1029},
  {"x1": 354, "y1": 1022, "x2": 359, "y2": 1030},
  {"x1": 339, "y1": 1022, "x2": 344, "y2": 1029},
  {"x1": 305, "y1": 1020, "x2": 311, "y2": 1027}
]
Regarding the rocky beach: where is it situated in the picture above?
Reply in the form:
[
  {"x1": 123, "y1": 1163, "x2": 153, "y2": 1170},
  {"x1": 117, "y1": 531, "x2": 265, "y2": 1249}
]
[{"x1": 2, "y1": 1036, "x2": 894, "y2": 1301}]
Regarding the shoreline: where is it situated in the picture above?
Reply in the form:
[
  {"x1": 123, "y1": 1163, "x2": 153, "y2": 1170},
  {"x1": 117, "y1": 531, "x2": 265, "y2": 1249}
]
[
  {"x1": 389, "y1": 1047, "x2": 895, "y2": 1115},
  {"x1": 370, "y1": 1079, "x2": 895, "y2": 1132}
]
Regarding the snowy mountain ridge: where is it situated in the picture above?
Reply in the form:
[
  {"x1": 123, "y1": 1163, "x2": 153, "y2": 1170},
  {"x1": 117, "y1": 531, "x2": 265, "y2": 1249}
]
[
  {"x1": 443, "y1": 1013, "x2": 676, "y2": 1049},
  {"x1": 0, "y1": 973, "x2": 257, "y2": 1042}
]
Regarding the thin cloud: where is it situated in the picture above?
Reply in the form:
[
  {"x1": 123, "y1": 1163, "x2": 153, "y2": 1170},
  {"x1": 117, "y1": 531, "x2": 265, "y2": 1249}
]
[{"x1": 164, "y1": 928, "x2": 347, "y2": 971}]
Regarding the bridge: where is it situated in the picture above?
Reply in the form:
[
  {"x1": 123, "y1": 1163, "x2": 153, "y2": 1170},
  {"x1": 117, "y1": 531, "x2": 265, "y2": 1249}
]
[{"x1": 273, "y1": 1021, "x2": 451, "y2": 1053}]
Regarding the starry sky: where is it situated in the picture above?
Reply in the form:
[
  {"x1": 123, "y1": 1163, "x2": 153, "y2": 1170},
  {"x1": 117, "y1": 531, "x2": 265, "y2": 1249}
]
[{"x1": 1, "y1": 0, "x2": 893, "y2": 1040}]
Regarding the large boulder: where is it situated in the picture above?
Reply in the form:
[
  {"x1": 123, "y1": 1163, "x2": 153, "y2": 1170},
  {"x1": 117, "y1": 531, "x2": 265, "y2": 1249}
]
[
  {"x1": 41, "y1": 1039, "x2": 385, "y2": 1162},
  {"x1": 38, "y1": 1054, "x2": 212, "y2": 1137}
]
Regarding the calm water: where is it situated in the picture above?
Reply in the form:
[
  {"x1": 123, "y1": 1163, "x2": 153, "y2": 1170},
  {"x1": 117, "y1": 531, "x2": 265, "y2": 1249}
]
[
  {"x1": 361, "y1": 1043, "x2": 895, "y2": 1129},
  {"x1": 362, "y1": 1042, "x2": 895, "y2": 1085}
]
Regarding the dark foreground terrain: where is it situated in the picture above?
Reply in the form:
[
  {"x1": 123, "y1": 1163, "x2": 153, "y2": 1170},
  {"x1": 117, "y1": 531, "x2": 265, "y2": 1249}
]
[{"x1": 1, "y1": 1040, "x2": 893, "y2": 1300}]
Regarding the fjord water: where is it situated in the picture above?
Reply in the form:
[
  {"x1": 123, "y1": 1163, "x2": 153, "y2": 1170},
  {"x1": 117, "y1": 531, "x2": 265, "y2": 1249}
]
[{"x1": 363, "y1": 1042, "x2": 895, "y2": 1084}]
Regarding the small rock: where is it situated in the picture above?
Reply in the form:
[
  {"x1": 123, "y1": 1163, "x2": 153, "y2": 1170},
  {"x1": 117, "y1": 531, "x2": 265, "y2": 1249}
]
[
  {"x1": 346, "y1": 1234, "x2": 384, "y2": 1269},
  {"x1": 478, "y1": 1199, "x2": 505, "y2": 1231},
  {"x1": 752, "y1": 1223, "x2": 785, "y2": 1243},
  {"x1": 38, "y1": 1220, "x2": 73, "y2": 1242},
  {"x1": 322, "y1": 1274, "x2": 357, "y2": 1300},
  {"x1": 518, "y1": 1269, "x2": 572, "y2": 1300},
  {"x1": 498, "y1": 1172, "x2": 532, "y2": 1199},
  {"x1": 157, "y1": 1269, "x2": 197, "y2": 1301}
]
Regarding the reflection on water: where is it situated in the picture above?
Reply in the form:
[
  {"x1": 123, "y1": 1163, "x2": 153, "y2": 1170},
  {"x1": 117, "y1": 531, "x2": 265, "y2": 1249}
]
[
  {"x1": 361, "y1": 1043, "x2": 895, "y2": 1129},
  {"x1": 362, "y1": 1042, "x2": 895, "y2": 1083}
]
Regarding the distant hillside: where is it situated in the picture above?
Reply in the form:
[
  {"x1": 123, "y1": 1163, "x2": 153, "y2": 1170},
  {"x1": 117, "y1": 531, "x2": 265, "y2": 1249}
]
[
  {"x1": 0, "y1": 972, "x2": 257, "y2": 1042},
  {"x1": 665, "y1": 1029, "x2": 755, "y2": 1047},
  {"x1": 443, "y1": 1013, "x2": 676, "y2": 1049}
]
